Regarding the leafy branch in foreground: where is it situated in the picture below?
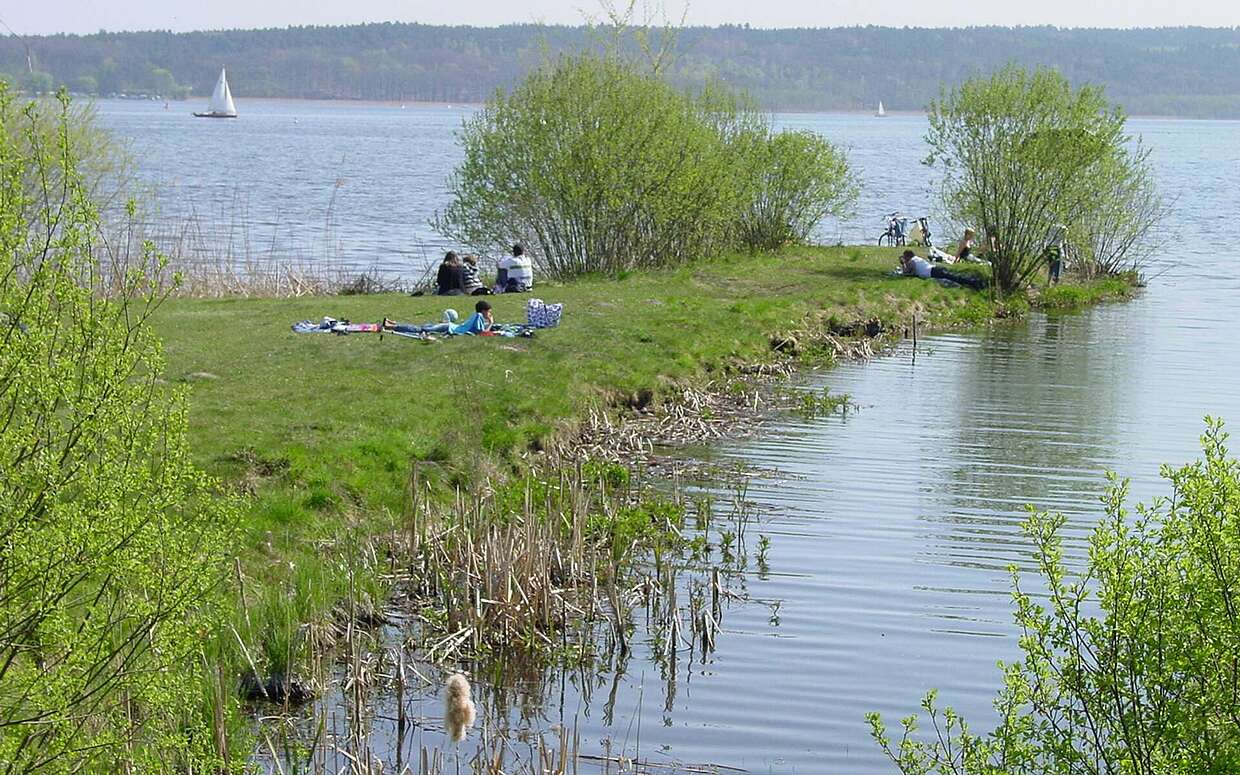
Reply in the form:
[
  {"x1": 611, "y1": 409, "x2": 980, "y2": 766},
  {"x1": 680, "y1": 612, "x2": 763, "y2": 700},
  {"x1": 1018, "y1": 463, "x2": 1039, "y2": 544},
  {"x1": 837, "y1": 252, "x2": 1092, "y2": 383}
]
[
  {"x1": 0, "y1": 88, "x2": 242, "y2": 772},
  {"x1": 870, "y1": 418, "x2": 1240, "y2": 774}
]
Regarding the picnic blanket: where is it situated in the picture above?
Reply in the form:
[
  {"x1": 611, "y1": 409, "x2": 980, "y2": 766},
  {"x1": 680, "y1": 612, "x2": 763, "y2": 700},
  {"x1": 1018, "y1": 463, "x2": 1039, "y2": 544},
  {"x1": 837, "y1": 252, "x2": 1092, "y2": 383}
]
[
  {"x1": 294, "y1": 315, "x2": 536, "y2": 339},
  {"x1": 291, "y1": 317, "x2": 380, "y2": 334}
]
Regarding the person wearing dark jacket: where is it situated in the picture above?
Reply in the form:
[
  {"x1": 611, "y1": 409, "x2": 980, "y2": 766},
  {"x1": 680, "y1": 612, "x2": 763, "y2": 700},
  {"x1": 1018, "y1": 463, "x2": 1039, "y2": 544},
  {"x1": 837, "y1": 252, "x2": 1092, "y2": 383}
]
[{"x1": 436, "y1": 251, "x2": 467, "y2": 296}]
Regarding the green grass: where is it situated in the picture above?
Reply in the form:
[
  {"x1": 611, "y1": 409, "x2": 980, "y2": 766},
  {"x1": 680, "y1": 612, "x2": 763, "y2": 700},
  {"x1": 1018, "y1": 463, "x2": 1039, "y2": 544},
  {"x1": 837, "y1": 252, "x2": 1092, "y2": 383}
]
[
  {"x1": 1035, "y1": 273, "x2": 1142, "y2": 309},
  {"x1": 152, "y1": 245, "x2": 1128, "y2": 683},
  {"x1": 159, "y1": 248, "x2": 991, "y2": 509}
]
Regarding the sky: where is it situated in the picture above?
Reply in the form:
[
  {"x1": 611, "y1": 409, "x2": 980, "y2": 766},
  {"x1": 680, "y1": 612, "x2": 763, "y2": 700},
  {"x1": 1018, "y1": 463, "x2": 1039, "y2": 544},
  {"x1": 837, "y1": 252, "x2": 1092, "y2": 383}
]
[{"x1": 4, "y1": 0, "x2": 1240, "y2": 36}]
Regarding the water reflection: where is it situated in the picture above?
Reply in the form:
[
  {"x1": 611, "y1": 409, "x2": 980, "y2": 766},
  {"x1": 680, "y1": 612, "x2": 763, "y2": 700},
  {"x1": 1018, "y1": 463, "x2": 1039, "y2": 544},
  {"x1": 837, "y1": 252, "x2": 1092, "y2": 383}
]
[{"x1": 230, "y1": 114, "x2": 1240, "y2": 773}]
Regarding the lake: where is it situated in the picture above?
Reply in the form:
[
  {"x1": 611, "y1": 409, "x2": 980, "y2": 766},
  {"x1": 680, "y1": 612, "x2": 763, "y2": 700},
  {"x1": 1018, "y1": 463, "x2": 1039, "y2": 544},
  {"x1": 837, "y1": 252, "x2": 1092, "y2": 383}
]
[
  {"x1": 99, "y1": 100, "x2": 954, "y2": 279},
  {"x1": 98, "y1": 100, "x2": 1240, "y2": 772}
]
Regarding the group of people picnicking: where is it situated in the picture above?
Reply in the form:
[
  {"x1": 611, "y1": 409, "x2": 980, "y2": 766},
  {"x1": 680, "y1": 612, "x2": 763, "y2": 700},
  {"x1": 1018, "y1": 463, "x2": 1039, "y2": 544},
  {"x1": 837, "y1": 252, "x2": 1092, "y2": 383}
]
[
  {"x1": 434, "y1": 244, "x2": 534, "y2": 296},
  {"x1": 898, "y1": 225, "x2": 1070, "y2": 288},
  {"x1": 292, "y1": 242, "x2": 557, "y2": 340},
  {"x1": 896, "y1": 227, "x2": 988, "y2": 289}
]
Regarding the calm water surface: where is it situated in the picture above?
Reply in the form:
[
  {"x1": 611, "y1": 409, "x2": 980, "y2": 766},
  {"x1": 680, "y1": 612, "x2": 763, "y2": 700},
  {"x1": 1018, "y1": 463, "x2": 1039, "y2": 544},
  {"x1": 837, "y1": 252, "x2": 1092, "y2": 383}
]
[
  {"x1": 97, "y1": 101, "x2": 947, "y2": 275},
  {"x1": 99, "y1": 101, "x2": 1240, "y2": 772}
]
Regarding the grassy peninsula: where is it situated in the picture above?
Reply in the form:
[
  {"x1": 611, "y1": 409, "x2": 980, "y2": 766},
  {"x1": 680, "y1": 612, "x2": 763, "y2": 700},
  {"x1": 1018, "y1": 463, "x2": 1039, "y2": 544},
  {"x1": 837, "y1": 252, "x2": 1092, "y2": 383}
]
[
  {"x1": 155, "y1": 246, "x2": 1135, "y2": 629},
  {"x1": 0, "y1": 59, "x2": 1162, "y2": 769}
]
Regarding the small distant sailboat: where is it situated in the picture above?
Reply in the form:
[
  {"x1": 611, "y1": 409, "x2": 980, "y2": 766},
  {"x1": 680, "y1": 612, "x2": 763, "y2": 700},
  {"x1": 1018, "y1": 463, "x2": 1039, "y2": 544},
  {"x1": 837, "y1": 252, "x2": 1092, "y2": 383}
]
[
  {"x1": 194, "y1": 68, "x2": 238, "y2": 119},
  {"x1": 876, "y1": 100, "x2": 887, "y2": 118}
]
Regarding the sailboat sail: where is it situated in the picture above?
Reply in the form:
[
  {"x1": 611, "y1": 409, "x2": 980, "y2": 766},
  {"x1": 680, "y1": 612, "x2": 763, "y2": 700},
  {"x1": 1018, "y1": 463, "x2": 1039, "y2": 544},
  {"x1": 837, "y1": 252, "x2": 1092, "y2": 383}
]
[
  {"x1": 208, "y1": 68, "x2": 237, "y2": 116},
  {"x1": 876, "y1": 100, "x2": 886, "y2": 117}
]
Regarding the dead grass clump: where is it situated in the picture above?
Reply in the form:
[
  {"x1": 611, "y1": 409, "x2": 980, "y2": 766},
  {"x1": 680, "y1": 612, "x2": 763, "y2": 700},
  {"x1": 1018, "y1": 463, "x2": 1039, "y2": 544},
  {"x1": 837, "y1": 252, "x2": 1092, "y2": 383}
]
[
  {"x1": 391, "y1": 469, "x2": 607, "y2": 663},
  {"x1": 444, "y1": 673, "x2": 476, "y2": 742}
]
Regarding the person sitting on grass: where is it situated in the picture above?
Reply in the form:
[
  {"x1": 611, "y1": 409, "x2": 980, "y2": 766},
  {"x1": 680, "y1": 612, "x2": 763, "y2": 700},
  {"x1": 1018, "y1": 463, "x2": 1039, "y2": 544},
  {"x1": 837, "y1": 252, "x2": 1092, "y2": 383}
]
[
  {"x1": 461, "y1": 254, "x2": 490, "y2": 296},
  {"x1": 495, "y1": 243, "x2": 534, "y2": 293},
  {"x1": 955, "y1": 228, "x2": 978, "y2": 262},
  {"x1": 436, "y1": 251, "x2": 467, "y2": 296},
  {"x1": 899, "y1": 250, "x2": 986, "y2": 290}
]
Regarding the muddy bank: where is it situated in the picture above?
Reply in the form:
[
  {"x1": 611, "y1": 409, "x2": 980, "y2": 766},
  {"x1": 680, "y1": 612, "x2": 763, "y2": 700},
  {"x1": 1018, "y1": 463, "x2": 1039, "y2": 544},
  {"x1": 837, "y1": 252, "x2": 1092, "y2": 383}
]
[{"x1": 561, "y1": 315, "x2": 901, "y2": 467}]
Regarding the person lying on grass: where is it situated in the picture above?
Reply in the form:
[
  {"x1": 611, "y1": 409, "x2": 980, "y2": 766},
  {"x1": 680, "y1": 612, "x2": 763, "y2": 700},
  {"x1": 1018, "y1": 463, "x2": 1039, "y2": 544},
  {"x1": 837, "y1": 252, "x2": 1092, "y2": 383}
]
[
  {"x1": 383, "y1": 300, "x2": 494, "y2": 336},
  {"x1": 898, "y1": 250, "x2": 986, "y2": 290}
]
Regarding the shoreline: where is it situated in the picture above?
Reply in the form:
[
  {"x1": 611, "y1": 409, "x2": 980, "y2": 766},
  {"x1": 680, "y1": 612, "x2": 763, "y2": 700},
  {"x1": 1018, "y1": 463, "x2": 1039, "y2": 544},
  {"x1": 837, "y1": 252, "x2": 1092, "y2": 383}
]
[
  {"x1": 151, "y1": 245, "x2": 1139, "y2": 758},
  {"x1": 92, "y1": 95, "x2": 1240, "y2": 122}
]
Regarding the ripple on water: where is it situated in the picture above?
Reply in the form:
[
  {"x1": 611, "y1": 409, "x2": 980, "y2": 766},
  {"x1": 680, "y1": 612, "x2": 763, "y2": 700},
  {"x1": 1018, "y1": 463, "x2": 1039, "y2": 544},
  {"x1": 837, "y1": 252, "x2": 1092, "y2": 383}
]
[{"x1": 204, "y1": 111, "x2": 1240, "y2": 772}]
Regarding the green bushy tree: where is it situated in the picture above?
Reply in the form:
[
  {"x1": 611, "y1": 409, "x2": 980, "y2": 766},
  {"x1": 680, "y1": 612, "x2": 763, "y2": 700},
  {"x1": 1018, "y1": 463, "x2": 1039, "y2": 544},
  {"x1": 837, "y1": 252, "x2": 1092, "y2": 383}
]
[
  {"x1": 436, "y1": 53, "x2": 746, "y2": 277},
  {"x1": 435, "y1": 53, "x2": 856, "y2": 278},
  {"x1": 0, "y1": 89, "x2": 241, "y2": 772},
  {"x1": 925, "y1": 65, "x2": 1159, "y2": 294},
  {"x1": 869, "y1": 419, "x2": 1240, "y2": 774},
  {"x1": 736, "y1": 129, "x2": 857, "y2": 251}
]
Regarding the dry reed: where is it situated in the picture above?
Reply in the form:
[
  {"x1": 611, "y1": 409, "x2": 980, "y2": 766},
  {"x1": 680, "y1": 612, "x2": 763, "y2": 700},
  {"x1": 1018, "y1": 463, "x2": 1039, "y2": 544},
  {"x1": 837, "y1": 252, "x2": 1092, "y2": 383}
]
[
  {"x1": 91, "y1": 184, "x2": 425, "y2": 299},
  {"x1": 443, "y1": 674, "x2": 476, "y2": 743}
]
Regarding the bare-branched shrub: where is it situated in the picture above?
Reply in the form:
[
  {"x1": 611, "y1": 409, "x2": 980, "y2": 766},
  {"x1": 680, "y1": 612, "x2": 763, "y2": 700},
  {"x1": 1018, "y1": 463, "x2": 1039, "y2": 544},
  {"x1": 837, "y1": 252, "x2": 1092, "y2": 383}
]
[{"x1": 1068, "y1": 147, "x2": 1166, "y2": 279}]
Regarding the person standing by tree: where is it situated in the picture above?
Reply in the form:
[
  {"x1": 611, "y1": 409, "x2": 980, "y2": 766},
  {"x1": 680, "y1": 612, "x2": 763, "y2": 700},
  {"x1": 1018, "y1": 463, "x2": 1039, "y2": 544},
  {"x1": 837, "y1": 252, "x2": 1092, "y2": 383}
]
[{"x1": 1045, "y1": 223, "x2": 1068, "y2": 284}]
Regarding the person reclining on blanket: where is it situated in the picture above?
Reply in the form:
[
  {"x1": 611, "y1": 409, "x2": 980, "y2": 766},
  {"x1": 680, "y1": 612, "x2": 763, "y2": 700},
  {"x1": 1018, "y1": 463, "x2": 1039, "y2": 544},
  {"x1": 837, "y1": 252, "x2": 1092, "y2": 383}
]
[
  {"x1": 899, "y1": 250, "x2": 986, "y2": 290},
  {"x1": 382, "y1": 300, "x2": 494, "y2": 336}
]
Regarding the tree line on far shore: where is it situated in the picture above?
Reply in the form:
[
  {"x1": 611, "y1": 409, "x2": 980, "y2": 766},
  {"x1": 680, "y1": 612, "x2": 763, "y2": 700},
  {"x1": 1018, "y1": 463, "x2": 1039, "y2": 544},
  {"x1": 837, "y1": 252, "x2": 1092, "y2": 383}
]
[{"x1": 4, "y1": 23, "x2": 1240, "y2": 117}]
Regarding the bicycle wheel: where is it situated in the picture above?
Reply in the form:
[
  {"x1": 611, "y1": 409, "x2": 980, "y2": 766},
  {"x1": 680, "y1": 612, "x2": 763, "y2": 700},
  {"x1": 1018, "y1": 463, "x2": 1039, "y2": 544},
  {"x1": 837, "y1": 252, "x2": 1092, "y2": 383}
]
[{"x1": 877, "y1": 232, "x2": 891, "y2": 247}]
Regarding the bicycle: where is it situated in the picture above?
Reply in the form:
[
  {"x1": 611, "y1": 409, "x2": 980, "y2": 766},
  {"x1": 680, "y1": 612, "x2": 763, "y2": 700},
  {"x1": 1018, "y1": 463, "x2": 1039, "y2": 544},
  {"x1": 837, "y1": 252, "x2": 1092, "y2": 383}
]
[{"x1": 877, "y1": 214, "x2": 932, "y2": 247}]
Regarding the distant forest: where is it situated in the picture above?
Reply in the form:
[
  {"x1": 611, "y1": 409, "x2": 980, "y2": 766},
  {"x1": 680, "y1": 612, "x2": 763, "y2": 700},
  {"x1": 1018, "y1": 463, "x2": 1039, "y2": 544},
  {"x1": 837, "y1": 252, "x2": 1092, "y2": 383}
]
[{"x1": 4, "y1": 23, "x2": 1240, "y2": 117}]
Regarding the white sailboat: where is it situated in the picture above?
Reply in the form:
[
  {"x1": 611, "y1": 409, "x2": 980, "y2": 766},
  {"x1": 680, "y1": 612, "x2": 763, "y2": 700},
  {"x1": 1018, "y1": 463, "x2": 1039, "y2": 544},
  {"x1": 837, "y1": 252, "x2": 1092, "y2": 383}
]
[
  {"x1": 194, "y1": 68, "x2": 238, "y2": 118},
  {"x1": 876, "y1": 100, "x2": 886, "y2": 117}
]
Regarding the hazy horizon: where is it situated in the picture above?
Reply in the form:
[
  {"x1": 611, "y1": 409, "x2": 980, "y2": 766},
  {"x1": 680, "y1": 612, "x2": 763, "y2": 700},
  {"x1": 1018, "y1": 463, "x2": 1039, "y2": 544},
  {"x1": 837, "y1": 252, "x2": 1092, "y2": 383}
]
[{"x1": 6, "y1": 0, "x2": 1240, "y2": 37}]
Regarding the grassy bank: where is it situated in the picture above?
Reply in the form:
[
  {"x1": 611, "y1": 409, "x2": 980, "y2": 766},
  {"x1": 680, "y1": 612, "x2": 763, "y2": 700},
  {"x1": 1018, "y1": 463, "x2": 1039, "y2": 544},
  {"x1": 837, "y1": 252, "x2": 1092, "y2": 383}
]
[{"x1": 153, "y1": 245, "x2": 1135, "y2": 708}]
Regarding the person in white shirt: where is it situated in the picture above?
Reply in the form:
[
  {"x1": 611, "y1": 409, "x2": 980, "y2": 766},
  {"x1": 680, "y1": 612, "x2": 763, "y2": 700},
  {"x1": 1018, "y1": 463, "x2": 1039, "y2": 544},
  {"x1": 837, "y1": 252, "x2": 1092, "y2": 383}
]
[
  {"x1": 899, "y1": 250, "x2": 986, "y2": 290},
  {"x1": 496, "y1": 243, "x2": 534, "y2": 293}
]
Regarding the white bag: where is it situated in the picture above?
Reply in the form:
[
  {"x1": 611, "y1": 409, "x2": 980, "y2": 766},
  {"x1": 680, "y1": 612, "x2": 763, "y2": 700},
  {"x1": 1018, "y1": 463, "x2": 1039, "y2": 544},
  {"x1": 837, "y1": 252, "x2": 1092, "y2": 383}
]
[{"x1": 525, "y1": 298, "x2": 563, "y2": 329}]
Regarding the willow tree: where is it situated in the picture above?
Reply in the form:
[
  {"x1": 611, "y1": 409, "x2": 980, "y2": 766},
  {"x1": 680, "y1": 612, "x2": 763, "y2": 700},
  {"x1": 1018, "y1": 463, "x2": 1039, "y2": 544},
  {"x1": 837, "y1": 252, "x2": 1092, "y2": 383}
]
[
  {"x1": 434, "y1": 52, "x2": 856, "y2": 278},
  {"x1": 435, "y1": 53, "x2": 747, "y2": 278},
  {"x1": 925, "y1": 66, "x2": 1158, "y2": 294}
]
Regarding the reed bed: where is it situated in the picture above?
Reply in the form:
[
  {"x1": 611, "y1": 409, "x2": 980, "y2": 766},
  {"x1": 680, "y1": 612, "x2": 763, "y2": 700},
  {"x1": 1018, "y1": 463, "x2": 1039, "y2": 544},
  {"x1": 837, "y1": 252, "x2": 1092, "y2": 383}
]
[
  {"x1": 391, "y1": 465, "x2": 644, "y2": 664},
  {"x1": 239, "y1": 460, "x2": 770, "y2": 774},
  {"x1": 90, "y1": 184, "x2": 426, "y2": 298}
]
